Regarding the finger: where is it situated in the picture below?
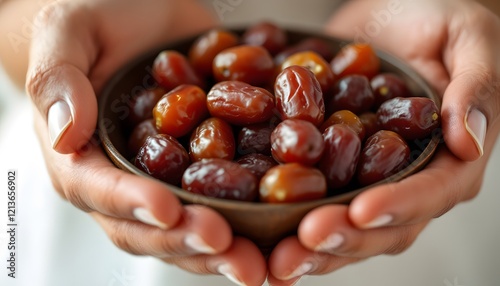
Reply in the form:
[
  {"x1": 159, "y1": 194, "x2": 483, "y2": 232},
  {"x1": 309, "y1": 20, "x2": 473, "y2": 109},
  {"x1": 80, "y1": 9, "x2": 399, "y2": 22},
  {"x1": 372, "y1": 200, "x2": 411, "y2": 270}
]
[
  {"x1": 26, "y1": 2, "x2": 99, "y2": 154},
  {"x1": 92, "y1": 205, "x2": 231, "y2": 257},
  {"x1": 298, "y1": 205, "x2": 428, "y2": 257},
  {"x1": 440, "y1": 4, "x2": 500, "y2": 161},
  {"x1": 348, "y1": 147, "x2": 486, "y2": 229},
  {"x1": 163, "y1": 237, "x2": 267, "y2": 286},
  {"x1": 268, "y1": 237, "x2": 361, "y2": 283}
]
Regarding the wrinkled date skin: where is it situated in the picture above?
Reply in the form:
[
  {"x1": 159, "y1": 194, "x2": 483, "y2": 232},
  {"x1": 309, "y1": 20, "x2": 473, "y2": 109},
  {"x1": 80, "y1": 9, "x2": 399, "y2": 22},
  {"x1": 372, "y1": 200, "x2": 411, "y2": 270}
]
[
  {"x1": 377, "y1": 97, "x2": 440, "y2": 140},
  {"x1": 237, "y1": 123, "x2": 274, "y2": 156},
  {"x1": 236, "y1": 153, "x2": 278, "y2": 180},
  {"x1": 242, "y1": 22, "x2": 287, "y2": 56},
  {"x1": 275, "y1": 65, "x2": 325, "y2": 126},
  {"x1": 188, "y1": 29, "x2": 239, "y2": 78},
  {"x1": 318, "y1": 124, "x2": 361, "y2": 189},
  {"x1": 189, "y1": 117, "x2": 235, "y2": 162},
  {"x1": 271, "y1": 119, "x2": 325, "y2": 166},
  {"x1": 260, "y1": 163, "x2": 327, "y2": 203},
  {"x1": 135, "y1": 134, "x2": 190, "y2": 186},
  {"x1": 328, "y1": 75, "x2": 375, "y2": 115},
  {"x1": 153, "y1": 85, "x2": 209, "y2": 138},
  {"x1": 357, "y1": 130, "x2": 410, "y2": 186},
  {"x1": 320, "y1": 110, "x2": 366, "y2": 140},
  {"x1": 152, "y1": 50, "x2": 204, "y2": 91},
  {"x1": 207, "y1": 81, "x2": 275, "y2": 126},
  {"x1": 281, "y1": 51, "x2": 336, "y2": 94},
  {"x1": 128, "y1": 119, "x2": 159, "y2": 156},
  {"x1": 371, "y1": 73, "x2": 410, "y2": 108},
  {"x1": 212, "y1": 45, "x2": 275, "y2": 87},
  {"x1": 331, "y1": 43, "x2": 380, "y2": 79},
  {"x1": 182, "y1": 158, "x2": 258, "y2": 201}
]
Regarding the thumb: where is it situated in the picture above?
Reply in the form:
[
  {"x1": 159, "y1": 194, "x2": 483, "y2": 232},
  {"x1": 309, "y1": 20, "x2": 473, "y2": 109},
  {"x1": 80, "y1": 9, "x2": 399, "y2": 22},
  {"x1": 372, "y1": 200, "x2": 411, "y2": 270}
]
[
  {"x1": 26, "y1": 3, "x2": 98, "y2": 154},
  {"x1": 441, "y1": 11, "x2": 500, "y2": 161}
]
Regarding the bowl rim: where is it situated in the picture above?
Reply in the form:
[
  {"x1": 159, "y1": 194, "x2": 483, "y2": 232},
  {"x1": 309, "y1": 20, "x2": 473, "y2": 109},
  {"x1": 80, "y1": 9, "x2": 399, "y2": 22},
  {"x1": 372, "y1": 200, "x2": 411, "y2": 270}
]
[{"x1": 98, "y1": 27, "x2": 442, "y2": 210}]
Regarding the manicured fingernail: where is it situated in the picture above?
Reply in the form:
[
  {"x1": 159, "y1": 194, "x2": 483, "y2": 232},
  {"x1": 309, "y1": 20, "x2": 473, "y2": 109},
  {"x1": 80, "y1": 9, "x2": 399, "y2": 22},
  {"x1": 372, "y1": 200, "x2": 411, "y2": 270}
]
[
  {"x1": 465, "y1": 108, "x2": 487, "y2": 157},
  {"x1": 133, "y1": 207, "x2": 168, "y2": 229},
  {"x1": 315, "y1": 233, "x2": 345, "y2": 252},
  {"x1": 363, "y1": 214, "x2": 393, "y2": 229},
  {"x1": 217, "y1": 264, "x2": 246, "y2": 286},
  {"x1": 184, "y1": 233, "x2": 217, "y2": 254},
  {"x1": 284, "y1": 262, "x2": 314, "y2": 280},
  {"x1": 291, "y1": 277, "x2": 303, "y2": 286},
  {"x1": 48, "y1": 100, "x2": 72, "y2": 149}
]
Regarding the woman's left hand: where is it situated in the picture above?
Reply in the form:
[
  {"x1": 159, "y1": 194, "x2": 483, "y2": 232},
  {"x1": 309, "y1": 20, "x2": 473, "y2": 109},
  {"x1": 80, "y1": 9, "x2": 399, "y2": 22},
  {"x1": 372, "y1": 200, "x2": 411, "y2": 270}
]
[{"x1": 268, "y1": 0, "x2": 500, "y2": 284}]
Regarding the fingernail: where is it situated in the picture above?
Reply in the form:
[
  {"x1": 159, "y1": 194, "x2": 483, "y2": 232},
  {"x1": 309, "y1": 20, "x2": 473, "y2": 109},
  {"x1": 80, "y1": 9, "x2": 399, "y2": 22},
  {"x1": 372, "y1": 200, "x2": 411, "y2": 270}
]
[
  {"x1": 465, "y1": 108, "x2": 487, "y2": 157},
  {"x1": 133, "y1": 207, "x2": 168, "y2": 229},
  {"x1": 217, "y1": 264, "x2": 246, "y2": 286},
  {"x1": 291, "y1": 277, "x2": 303, "y2": 286},
  {"x1": 363, "y1": 214, "x2": 393, "y2": 229},
  {"x1": 184, "y1": 233, "x2": 217, "y2": 254},
  {"x1": 284, "y1": 262, "x2": 314, "y2": 281},
  {"x1": 315, "y1": 233, "x2": 345, "y2": 253},
  {"x1": 48, "y1": 100, "x2": 72, "y2": 149}
]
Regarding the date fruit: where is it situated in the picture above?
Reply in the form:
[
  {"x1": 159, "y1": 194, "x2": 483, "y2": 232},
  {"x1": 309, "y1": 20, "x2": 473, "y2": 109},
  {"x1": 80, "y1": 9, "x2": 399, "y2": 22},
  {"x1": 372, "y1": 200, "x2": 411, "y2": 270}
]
[
  {"x1": 357, "y1": 130, "x2": 410, "y2": 186},
  {"x1": 189, "y1": 117, "x2": 235, "y2": 162},
  {"x1": 182, "y1": 159, "x2": 258, "y2": 201},
  {"x1": 275, "y1": 65, "x2": 325, "y2": 126},
  {"x1": 135, "y1": 134, "x2": 190, "y2": 186},
  {"x1": 128, "y1": 119, "x2": 159, "y2": 156},
  {"x1": 275, "y1": 37, "x2": 334, "y2": 65},
  {"x1": 237, "y1": 123, "x2": 274, "y2": 156},
  {"x1": 320, "y1": 110, "x2": 365, "y2": 140},
  {"x1": 207, "y1": 81, "x2": 275, "y2": 126},
  {"x1": 236, "y1": 153, "x2": 278, "y2": 180},
  {"x1": 318, "y1": 124, "x2": 361, "y2": 189},
  {"x1": 328, "y1": 75, "x2": 375, "y2": 115},
  {"x1": 260, "y1": 163, "x2": 327, "y2": 203},
  {"x1": 126, "y1": 87, "x2": 165, "y2": 127},
  {"x1": 331, "y1": 43, "x2": 380, "y2": 79},
  {"x1": 242, "y1": 22, "x2": 287, "y2": 55},
  {"x1": 213, "y1": 45, "x2": 274, "y2": 87},
  {"x1": 377, "y1": 97, "x2": 440, "y2": 140},
  {"x1": 153, "y1": 50, "x2": 204, "y2": 91},
  {"x1": 371, "y1": 73, "x2": 410, "y2": 108}
]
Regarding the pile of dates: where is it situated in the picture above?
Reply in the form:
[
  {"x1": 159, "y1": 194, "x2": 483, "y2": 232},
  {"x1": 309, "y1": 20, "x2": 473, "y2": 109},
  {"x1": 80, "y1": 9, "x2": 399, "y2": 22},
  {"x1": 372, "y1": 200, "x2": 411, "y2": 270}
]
[{"x1": 126, "y1": 22, "x2": 440, "y2": 203}]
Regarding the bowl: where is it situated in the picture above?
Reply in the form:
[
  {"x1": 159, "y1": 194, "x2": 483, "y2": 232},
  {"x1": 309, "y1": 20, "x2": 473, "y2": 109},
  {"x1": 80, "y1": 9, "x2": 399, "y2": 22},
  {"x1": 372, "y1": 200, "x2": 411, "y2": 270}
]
[{"x1": 98, "y1": 27, "x2": 441, "y2": 251}]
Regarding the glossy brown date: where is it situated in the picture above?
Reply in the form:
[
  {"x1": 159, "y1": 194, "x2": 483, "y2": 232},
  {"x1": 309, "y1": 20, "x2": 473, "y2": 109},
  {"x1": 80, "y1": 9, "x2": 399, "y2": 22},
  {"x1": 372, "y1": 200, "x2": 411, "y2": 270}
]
[
  {"x1": 260, "y1": 163, "x2": 327, "y2": 203},
  {"x1": 207, "y1": 81, "x2": 275, "y2": 126},
  {"x1": 320, "y1": 110, "x2": 365, "y2": 140},
  {"x1": 377, "y1": 97, "x2": 440, "y2": 140},
  {"x1": 237, "y1": 123, "x2": 274, "y2": 156},
  {"x1": 134, "y1": 134, "x2": 190, "y2": 186},
  {"x1": 188, "y1": 29, "x2": 239, "y2": 78},
  {"x1": 271, "y1": 119, "x2": 324, "y2": 166},
  {"x1": 153, "y1": 50, "x2": 204, "y2": 91},
  {"x1": 275, "y1": 65, "x2": 325, "y2": 126},
  {"x1": 212, "y1": 45, "x2": 274, "y2": 87},
  {"x1": 189, "y1": 117, "x2": 235, "y2": 162},
  {"x1": 318, "y1": 124, "x2": 361, "y2": 189},
  {"x1": 330, "y1": 43, "x2": 380, "y2": 79},
  {"x1": 236, "y1": 153, "x2": 278, "y2": 180},
  {"x1": 153, "y1": 85, "x2": 209, "y2": 138},
  {"x1": 242, "y1": 22, "x2": 287, "y2": 56},
  {"x1": 357, "y1": 130, "x2": 410, "y2": 186},
  {"x1": 327, "y1": 75, "x2": 375, "y2": 115},
  {"x1": 182, "y1": 158, "x2": 258, "y2": 202},
  {"x1": 281, "y1": 51, "x2": 335, "y2": 94}
]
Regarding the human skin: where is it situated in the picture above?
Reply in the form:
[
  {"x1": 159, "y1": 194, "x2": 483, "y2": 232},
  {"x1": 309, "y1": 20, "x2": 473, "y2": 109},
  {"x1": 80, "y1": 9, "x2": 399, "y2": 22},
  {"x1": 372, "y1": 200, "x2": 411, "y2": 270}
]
[{"x1": 1, "y1": 0, "x2": 500, "y2": 286}]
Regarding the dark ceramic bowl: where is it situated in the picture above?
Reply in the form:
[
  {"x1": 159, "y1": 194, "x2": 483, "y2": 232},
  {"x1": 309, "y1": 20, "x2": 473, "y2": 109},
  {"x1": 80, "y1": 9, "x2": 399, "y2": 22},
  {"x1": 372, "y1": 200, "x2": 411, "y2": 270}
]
[{"x1": 98, "y1": 28, "x2": 441, "y2": 250}]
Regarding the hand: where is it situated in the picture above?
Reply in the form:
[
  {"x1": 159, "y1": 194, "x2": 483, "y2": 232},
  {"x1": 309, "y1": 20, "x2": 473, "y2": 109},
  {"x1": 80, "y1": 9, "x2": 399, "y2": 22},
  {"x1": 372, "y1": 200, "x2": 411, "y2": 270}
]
[
  {"x1": 268, "y1": 0, "x2": 500, "y2": 284},
  {"x1": 26, "y1": 0, "x2": 267, "y2": 285}
]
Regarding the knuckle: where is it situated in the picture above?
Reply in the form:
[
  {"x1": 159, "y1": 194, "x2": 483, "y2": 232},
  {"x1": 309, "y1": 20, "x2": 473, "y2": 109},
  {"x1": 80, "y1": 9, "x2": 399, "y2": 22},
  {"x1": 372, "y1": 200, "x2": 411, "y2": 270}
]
[
  {"x1": 107, "y1": 222, "x2": 142, "y2": 256},
  {"x1": 61, "y1": 176, "x2": 93, "y2": 212},
  {"x1": 384, "y1": 227, "x2": 416, "y2": 255}
]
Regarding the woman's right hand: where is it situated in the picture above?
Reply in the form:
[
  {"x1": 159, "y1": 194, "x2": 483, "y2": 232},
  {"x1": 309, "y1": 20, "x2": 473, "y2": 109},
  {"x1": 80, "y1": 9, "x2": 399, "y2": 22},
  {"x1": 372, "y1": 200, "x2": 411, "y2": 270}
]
[{"x1": 26, "y1": 0, "x2": 267, "y2": 285}]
